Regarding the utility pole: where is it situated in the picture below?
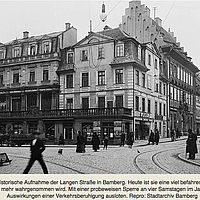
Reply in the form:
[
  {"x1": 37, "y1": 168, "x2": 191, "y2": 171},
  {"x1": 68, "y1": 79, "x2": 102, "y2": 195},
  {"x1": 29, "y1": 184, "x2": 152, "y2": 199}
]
[{"x1": 153, "y1": 7, "x2": 156, "y2": 19}]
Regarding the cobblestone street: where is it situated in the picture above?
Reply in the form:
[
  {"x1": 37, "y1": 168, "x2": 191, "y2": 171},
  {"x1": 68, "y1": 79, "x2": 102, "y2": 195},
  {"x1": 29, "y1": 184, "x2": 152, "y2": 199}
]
[{"x1": 0, "y1": 136, "x2": 200, "y2": 174}]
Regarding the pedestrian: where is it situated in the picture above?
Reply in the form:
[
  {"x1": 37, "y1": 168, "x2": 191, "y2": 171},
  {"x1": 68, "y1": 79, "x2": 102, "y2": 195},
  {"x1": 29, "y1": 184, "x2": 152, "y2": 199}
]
[
  {"x1": 91, "y1": 132, "x2": 100, "y2": 152},
  {"x1": 76, "y1": 131, "x2": 85, "y2": 153},
  {"x1": 59, "y1": 134, "x2": 65, "y2": 145},
  {"x1": 154, "y1": 129, "x2": 160, "y2": 145},
  {"x1": 103, "y1": 133, "x2": 108, "y2": 150},
  {"x1": 186, "y1": 129, "x2": 198, "y2": 160},
  {"x1": 171, "y1": 129, "x2": 175, "y2": 142},
  {"x1": 127, "y1": 134, "x2": 133, "y2": 148},
  {"x1": 120, "y1": 132, "x2": 125, "y2": 147},
  {"x1": 23, "y1": 130, "x2": 48, "y2": 174},
  {"x1": 148, "y1": 130, "x2": 154, "y2": 145}
]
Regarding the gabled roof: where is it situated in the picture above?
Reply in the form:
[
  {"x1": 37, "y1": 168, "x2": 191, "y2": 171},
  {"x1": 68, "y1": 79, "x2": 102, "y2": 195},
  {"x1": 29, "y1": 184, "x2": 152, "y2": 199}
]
[
  {"x1": 4, "y1": 31, "x2": 63, "y2": 45},
  {"x1": 141, "y1": 41, "x2": 160, "y2": 56},
  {"x1": 98, "y1": 27, "x2": 131, "y2": 40}
]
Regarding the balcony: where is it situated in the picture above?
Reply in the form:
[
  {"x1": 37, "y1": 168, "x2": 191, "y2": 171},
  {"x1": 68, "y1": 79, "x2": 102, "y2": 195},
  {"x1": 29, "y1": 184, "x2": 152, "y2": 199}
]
[
  {"x1": 110, "y1": 55, "x2": 149, "y2": 72},
  {"x1": 0, "y1": 53, "x2": 60, "y2": 66},
  {"x1": 57, "y1": 63, "x2": 75, "y2": 73},
  {"x1": 0, "y1": 107, "x2": 132, "y2": 120}
]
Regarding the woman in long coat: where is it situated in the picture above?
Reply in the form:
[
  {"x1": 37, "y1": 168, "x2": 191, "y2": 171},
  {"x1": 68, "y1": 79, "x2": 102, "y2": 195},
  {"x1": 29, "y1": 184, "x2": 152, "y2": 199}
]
[
  {"x1": 148, "y1": 130, "x2": 154, "y2": 145},
  {"x1": 186, "y1": 129, "x2": 198, "y2": 160},
  {"x1": 91, "y1": 132, "x2": 100, "y2": 152},
  {"x1": 76, "y1": 131, "x2": 85, "y2": 153},
  {"x1": 154, "y1": 129, "x2": 160, "y2": 145}
]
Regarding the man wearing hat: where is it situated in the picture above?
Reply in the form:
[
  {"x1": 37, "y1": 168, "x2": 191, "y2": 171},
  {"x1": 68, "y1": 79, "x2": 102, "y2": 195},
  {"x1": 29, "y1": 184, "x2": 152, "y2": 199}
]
[{"x1": 23, "y1": 130, "x2": 48, "y2": 174}]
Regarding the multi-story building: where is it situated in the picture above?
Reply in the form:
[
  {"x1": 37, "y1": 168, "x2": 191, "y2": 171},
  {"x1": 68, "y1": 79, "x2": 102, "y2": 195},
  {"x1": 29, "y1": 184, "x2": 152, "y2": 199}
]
[
  {"x1": 0, "y1": 23, "x2": 77, "y2": 142},
  {"x1": 120, "y1": 0, "x2": 199, "y2": 135},
  {"x1": 58, "y1": 26, "x2": 150, "y2": 144},
  {"x1": 134, "y1": 42, "x2": 167, "y2": 140},
  {"x1": 195, "y1": 72, "x2": 200, "y2": 135}
]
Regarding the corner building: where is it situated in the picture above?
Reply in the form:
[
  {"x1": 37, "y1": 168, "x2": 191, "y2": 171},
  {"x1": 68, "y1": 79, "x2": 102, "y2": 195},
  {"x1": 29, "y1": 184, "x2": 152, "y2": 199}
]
[{"x1": 0, "y1": 23, "x2": 77, "y2": 142}]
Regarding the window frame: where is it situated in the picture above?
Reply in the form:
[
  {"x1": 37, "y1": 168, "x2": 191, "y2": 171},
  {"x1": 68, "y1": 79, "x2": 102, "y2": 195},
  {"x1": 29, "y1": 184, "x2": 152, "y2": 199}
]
[
  {"x1": 66, "y1": 74, "x2": 73, "y2": 88},
  {"x1": 98, "y1": 71, "x2": 105, "y2": 85},
  {"x1": 115, "y1": 69, "x2": 123, "y2": 84}
]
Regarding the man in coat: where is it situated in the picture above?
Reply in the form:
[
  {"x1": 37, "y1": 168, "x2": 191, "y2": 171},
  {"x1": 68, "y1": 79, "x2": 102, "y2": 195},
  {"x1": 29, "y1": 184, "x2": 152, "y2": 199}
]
[
  {"x1": 148, "y1": 130, "x2": 154, "y2": 145},
  {"x1": 186, "y1": 129, "x2": 198, "y2": 160},
  {"x1": 154, "y1": 129, "x2": 160, "y2": 145},
  {"x1": 91, "y1": 132, "x2": 100, "y2": 152},
  {"x1": 23, "y1": 130, "x2": 48, "y2": 174}
]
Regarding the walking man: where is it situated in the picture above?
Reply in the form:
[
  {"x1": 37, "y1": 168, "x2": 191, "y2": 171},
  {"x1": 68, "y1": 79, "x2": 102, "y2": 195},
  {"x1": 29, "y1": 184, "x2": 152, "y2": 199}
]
[
  {"x1": 23, "y1": 130, "x2": 48, "y2": 174},
  {"x1": 120, "y1": 132, "x2": 125, "y2": 147}
]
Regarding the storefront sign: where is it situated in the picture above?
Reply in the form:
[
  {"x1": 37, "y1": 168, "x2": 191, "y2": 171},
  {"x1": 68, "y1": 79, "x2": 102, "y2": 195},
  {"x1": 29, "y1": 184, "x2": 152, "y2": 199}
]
[{"x1": 93, "y1": 121, "x2": 101, "y2": 131}]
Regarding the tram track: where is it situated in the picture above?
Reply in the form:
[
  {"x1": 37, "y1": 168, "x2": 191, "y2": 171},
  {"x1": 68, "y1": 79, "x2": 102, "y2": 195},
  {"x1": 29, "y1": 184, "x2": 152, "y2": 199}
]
[
  {"x1": 8, "y1": 153, "x2": 115, "y2": 174},
  {"x1": 133, "y1": 145, "x2": 185, "y2": 174}
]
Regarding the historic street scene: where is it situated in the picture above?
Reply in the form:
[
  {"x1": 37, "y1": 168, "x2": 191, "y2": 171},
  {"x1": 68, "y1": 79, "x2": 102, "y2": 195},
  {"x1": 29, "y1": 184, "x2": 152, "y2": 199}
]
[{"x1": 0, "y1": 0, "x2": 200, "y2": 174}]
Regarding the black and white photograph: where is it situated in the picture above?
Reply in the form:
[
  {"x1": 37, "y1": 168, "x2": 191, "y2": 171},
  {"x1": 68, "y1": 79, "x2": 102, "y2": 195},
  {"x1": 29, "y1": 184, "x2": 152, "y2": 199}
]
[{"x1": 0, "y1": 0, "x2": 200, "y2": 176}]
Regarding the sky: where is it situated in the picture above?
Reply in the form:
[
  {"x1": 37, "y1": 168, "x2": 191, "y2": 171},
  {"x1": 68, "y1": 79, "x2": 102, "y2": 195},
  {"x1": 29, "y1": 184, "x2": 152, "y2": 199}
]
[{"x1": 0, "y1": 0, "x2": 200, "y2": 68}]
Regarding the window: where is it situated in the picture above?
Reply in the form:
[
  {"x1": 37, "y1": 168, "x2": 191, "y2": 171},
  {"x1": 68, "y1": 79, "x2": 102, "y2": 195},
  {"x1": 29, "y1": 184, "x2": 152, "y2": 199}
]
[
  {"x1": 148, "y1": 99, "x2": 151, "y2": 113},
  {"x1": 142, "y1": 98, "x2": 145, "y2": 112},
  {"x1": 0, "y1": 51, "x2": 4, "y2": 59},
  {"x1": 136, "y1": 70, "x2": 139, "y2": 85},
  {"x1": 155, "y1": 101, "x2": 157, "y2": 115},
  {"x1": 163, "y1": 84, "x2": 166, "y2": 95},
  {"x1": 43, "y1": 42, "x2": 50, "y2": 54},
  {"x1": 159, "y1": 82, "x2": 162, "y2": 94},
  {"x1": 138, "y1": 45, "x2": 141, "y2": 60},
  {"x1": 148, "y1": 54, "x2": 151, "y2": 65},
  {"x1": 116, "y1": 95, "x2": 123, "y2": 107},
  {"x1": 98, "y1": 47, "x2": 104, "y2": 59},
  {"x1": 116, "y1": 44, "x2": 124, "y2": 57},
  {"x1": 147, "y1": 75, "x2": 151, "y2": 89},
  {"x1": 66, "y1": 74, "x2": 73, "y2": 88},
  {"x1": 67, "y1": 52, "x2": 74, "y2": 64},
  {"x1": 159, "y1": 103, "x2": 162, "y2": 115},
  {"x1": 155, "y1": 58, "x2": 158, "y2": 69},
  {"x1": 13, "y1": 73, "x2": 19, "y2": 84},
  {"x1": 30, "y1": 45, "x2": 36, "y2": 55},
  {"x1": 155, "y1": 83, "x2": 159, "y2": 92},
  {"x1": 115, "y1": 69, "x2": 123, "y2": 84},
  {"x1": 27, "y1": 93, "x2": 37, "y2": 108},
  {"x1": 66, "y1": 98, "x2": 73, "y2": 109},
  {"x1": 163, "y1": 104, "x2": 166, "y2": 116},
  {"x1": 81, "y1": 50, "x2": 88, "y2": 61},
  {"x1": 82, "y1": 97, "x2": 89, "y2": 109},
  {"x1": 82, "y1": 73, "x2": 89, "y2": 87},
  {"x1": 14, "y1": 48, "x2": 20, "y2": 57},
  {"x1": 98, "y1": 71, "x2": 105, "y2": 85},
  {"x1": 135, "y1": 96, "x2": 139, "y2": 111},
  {"x1": 98, "y1": 97, "x2": 105, "y2": 108},
  {"x1": 0, "y1": 74, "x2": 3, "y2": 85},
  {"x1": 142, "y1": 73, "x2": 145, "y2": 87},
  {"x1": 29, "y1": 71, "x2": 35, "y2": 82},
  {"x1": 43, "y1": 69, "x2": 49, "y2": 81}
]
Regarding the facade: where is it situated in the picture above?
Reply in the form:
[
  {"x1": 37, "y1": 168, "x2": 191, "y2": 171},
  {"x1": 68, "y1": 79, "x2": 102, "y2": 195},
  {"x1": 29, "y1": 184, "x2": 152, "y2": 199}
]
[
  {"x1": 0, "y1": 23, "x2": 77, "y2": 142},
  {"x1": 120, "y1": 0, "x2": 199, "y2": 135},
  {"x1": 134, "y1": 42, "x2": 167, "y2": 140},
  {"x1": 58, "y1": 27, "x2": 148, "y2": 144}
]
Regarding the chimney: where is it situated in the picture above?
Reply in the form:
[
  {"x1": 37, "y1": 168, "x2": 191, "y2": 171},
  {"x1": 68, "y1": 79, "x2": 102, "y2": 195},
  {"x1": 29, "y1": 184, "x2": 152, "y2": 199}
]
[
  {"x1": 103, "y1": 25, "x2": 112, "y2": 31},
  {"x1": 187, "y1": 57, "x2": 192, "y2": 62},
  {"x1": 65, "y1": 23, "x2": 71, "y2": 31},
  {"x1": 23, "y1": 31, "x2": 29, "y2": 39},
  {"x1": 155, "y1": 17, "x2": 162, "y2": 27}
]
